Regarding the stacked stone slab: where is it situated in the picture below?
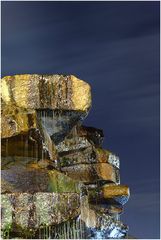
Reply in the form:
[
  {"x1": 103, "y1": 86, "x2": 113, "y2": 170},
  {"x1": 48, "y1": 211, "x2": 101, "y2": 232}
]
[
  {"x1": 1, "y1": 74, "x2": 130, "y2": 239},
  {"x1": 55, "y1": 125, "x2": 130, "y2": 222}
]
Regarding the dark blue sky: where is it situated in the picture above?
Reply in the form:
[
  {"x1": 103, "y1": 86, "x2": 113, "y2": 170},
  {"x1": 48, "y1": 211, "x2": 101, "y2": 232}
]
[{"x1": 1, "y1": 2, "x2": 160, "y2": 238}]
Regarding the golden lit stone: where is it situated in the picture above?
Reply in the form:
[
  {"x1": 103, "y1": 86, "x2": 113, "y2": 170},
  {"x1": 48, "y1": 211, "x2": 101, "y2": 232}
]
[
  {"x1": 71, "y1": 75, "x2": 91, "y2": 112},
  {"x1": 95, "y1": 148, "x2": 120, "y2": 168},
  {"x1": 1, "y1": 74, "x2": 92, "y2": 112},
  {"x1": 101, "y1": 184, "x2": 130, "y2": 205},
  {"x1": 1, "y1": 104, "x2": 38, "y2": 139}
]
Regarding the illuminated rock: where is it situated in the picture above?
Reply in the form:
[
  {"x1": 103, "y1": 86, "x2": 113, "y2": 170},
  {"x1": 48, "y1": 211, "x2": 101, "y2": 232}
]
[
  {"x1": 1, "y1": 73, "x2": 130, "y2": 239},
  {"x1": 101, "y1": 184, "x2": 130, "y2": 205},
  {"x1": 90, "y1": 203, "x2": 124, "y2": 217},
  {"x1": 80, "y1": 196, "x2": 128, "y2": 238},
  {"x1": 1, "y1": 74, "x2": 91, "y2": 143},
  {"x1": 1, "y1": 74, "x2": 91, "y2": 111},
  {"x1": 1, "y1": 104, "x2": 38, "y2": 139},
  {"x1": 1, "y1": 104, "x2": 57, "y2": 161},
  {"x1": 95, "y1": 148, "x2": 120, "y2": 169}
]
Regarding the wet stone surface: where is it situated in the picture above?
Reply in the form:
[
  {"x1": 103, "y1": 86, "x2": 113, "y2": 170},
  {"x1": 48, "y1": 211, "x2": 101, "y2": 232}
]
[{"x1": 1, "y1": 74, "x2": 130, "y2": 239}]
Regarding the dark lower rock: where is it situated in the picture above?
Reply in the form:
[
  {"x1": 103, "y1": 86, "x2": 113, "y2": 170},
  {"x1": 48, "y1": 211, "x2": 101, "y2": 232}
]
[
  {"x1": 90, "y1": 204, "x2": 124, "y2": 216},
  {"x1": 80, "y1": 196, "x2": 128, "y2": 238},
  {"x1": 2, "y1": 192, "x2": 128, "y2": 239},
  {"x1": 34, "y1": 217, "x2": 87, "y2": 239},
  {"x1": 1, "y1": 192, "x2": 80, "y2": 238},
  {"x1": 61, "y1": 163, "x2": 120, "y2": 184},
  {"x1": 1, "y1": 166, "x2": 80, "y2": 193}
]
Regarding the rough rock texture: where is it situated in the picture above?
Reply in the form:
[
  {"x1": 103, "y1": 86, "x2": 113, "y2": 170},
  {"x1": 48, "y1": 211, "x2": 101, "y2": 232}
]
[
  {"x1": 55, "y1": 125, "x2": 120, "y2": 186},
  {"x1": 1, "y1": 74, "x2": 91, "y2": 111},
  {"x1": 1, "y1": 74, "x2": 130, "y2": 239},
  {"x1": 88, "y1": 185, "x2": 130, "y2": 205},
  {"x1": 1, "y1": 104, "x2": 57, "y2": 160},
  {"x1": 1, "y1": 166, "x2": 80, "y2": 193},
  {"x1": 80, "y1": 196, "x2": 128, "y2": 238},
  {"x1": 1, "y1": 192, "x2": 80, "y2": 237},
  {"x1": 56, "y1": 125, "x2": 104, "y2": 153},
  {"x1": 61, "y1": 163, "x2": 120, "y2": 184},
  {"x1": 1, "y1": 74, "x2": 92, "y2": 144},
  {"x1": 1, "y1": 104, "x2": 38, "y2": 139}
]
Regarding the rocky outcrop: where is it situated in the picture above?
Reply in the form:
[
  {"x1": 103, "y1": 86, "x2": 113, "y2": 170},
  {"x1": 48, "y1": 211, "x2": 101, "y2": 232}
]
[
  {"x1": 1, "y1": 74, "x2": 91, "y2": 111},
  {"x1": 1, "y1": 74, "x2": 91, "y2": 143},
  {"x1": 1, "y1": 74, "x2": 130, "y2": 239}
]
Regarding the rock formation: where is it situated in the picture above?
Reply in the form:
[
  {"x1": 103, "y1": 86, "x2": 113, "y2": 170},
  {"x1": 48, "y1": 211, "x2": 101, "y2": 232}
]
[{"x1": 1, "y1": 74, "x2": 130, "y2": 239}]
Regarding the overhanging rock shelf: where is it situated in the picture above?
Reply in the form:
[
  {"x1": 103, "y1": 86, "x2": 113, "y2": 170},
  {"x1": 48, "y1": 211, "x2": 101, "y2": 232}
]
[{"x1": 1, "y1": 74, "x2": 130, "y2": 239}]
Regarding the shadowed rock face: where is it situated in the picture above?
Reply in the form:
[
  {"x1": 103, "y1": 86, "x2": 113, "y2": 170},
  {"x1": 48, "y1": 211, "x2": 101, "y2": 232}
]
[
  {"x1": 37, "y1": 109, "x2": 88, "y2": 144},
  {"x1": 1, "y1": 74, "x2": 130, "y2": 239}
]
